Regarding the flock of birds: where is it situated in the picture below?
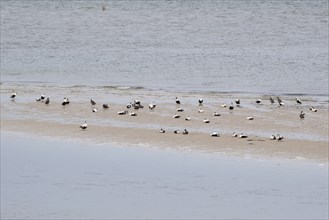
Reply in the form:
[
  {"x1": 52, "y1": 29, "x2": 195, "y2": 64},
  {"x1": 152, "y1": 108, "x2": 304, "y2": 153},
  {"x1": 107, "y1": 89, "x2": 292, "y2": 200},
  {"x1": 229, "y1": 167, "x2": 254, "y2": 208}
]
[{"x1": 9, "y1": 90, "x2": 319, "y2": 142}]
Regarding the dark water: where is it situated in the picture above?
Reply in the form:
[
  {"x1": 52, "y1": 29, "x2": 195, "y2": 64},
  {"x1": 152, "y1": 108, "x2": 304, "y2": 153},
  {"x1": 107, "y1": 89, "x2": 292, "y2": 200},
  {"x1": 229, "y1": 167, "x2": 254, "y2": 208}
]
[{"x1": 1, "y1": 0, "x2": 328, "y2": 96}]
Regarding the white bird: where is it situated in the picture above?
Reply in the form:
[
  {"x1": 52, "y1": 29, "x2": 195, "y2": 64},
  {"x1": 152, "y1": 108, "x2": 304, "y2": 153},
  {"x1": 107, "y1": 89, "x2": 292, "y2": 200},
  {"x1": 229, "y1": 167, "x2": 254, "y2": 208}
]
[
  {"x1": 239, "y1": 133, "x2": 248, "y2": 138},
  {"x1": 199, "y1": 98, "x2": 203, "y2": 106},
  {"x1": 175, "y1": 97, "x2": 181, "y2": 105},
  {"x1": 235, "y1": 99, "x2": 240, "y2": 105},
  {"x1": 80, "y1": 121, "x2": 88, "y2": 130},
  {"x1": 211, "y1": 132, "x2": 219, "y2": 137},
  {"x1": 310, "y1": 106, "x2": 317, "y2": 112},
  {"x1": 185, "y1": 116, "x2": 191, "y2": 121},
  {"x1": 10, "y1": 91, "x2": 17, "y2": 99},
  {"x1": 173, "y1": 114, "x2": 181, "y2": 119},
  {"x1": 270, "y1": 135, "x2": 276, "y2": 140},
  {"x1": 232, "y1": 132, "x2": 238, "y2": 137},
  {"x1": 129, "y1": 112, "x2": 137, "y2": 116},
  {"x1": 177, "y1": 107, "x2": 184, "y2": 112},
  {"x1": 213, "y1": 112, "x2": 221, "y2": 116},
  {"x1": 203, "y1": 118, "x2": 210, "y2": 123},
  {"x1": 182, "y1": 129, "x2": 189, "y2": 135},
  {"x1": 160, "y1": 128, "x2": 165, "y2": 133},
  {"x1": 246, "y1": 116, "x2": 254, "y2": 120},
  {"x1": 62, "y1": 97, "x2": 70, "y2": 105},
  {"x1": 174, "y1": 129, "x2": 180, "y2": 134},
  {"x1": 198, "y1": 109, "x2": 204, "y2": 113},
  {"x1": 221, "y1": 103, "x2": 227, "y2": 108},
  {"x1": 92, "y1": 108, "x2": 98, "y2": 113}
]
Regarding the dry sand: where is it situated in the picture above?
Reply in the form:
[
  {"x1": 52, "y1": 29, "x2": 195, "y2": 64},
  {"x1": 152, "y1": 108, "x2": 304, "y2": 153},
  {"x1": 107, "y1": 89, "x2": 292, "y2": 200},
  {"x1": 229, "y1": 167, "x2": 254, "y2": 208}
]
[{"x1": 1, "y1": 94, "x2": 328, "y2": 163}]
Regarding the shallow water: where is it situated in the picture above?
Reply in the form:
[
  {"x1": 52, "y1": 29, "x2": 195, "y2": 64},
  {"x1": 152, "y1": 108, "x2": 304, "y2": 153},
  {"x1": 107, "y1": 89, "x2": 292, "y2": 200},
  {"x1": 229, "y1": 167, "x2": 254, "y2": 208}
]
[
  {"x1": 1, "y1": 132, "x2": 328, "y2": 219},
  {"x1": 1, "y1": 0, "x2": 328, "y2": 97}
]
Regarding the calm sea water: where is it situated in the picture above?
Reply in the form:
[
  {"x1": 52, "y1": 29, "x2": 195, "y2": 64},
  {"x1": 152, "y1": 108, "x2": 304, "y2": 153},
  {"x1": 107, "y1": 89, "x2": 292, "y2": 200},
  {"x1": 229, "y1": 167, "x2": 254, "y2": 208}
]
[{"x1": 1, "y1": 0, "x2": 328, "y2": 96}]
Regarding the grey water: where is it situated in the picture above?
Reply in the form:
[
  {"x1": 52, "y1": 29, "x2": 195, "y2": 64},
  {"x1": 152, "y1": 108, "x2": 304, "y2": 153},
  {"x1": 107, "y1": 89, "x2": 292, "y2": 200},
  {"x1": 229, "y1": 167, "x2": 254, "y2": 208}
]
[
  {"x1": 1, "y1": 0, "x2": 328, "y2": 97},
  {"x1": 1, "y1": 131, "x2": 328, "y2": 219}
]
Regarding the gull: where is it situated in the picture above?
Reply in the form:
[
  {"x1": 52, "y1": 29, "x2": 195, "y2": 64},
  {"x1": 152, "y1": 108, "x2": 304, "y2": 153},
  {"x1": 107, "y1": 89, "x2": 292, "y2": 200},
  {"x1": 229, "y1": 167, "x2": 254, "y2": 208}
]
[
  {"x1": 174, "y1": 129, "x2": 180, "y2": 134},
  {"x1": 118, "y1": 110, "x2": 128, "y2": 115},
  {"x1": 277, "y1": 134, "x2": 284, "y2": 141},
  {"x1": 296, "y1": 97, "x2": 302, "y2": 105},
  {"x1": 175, "y1": 97, "x2": 181, "y2": 105},
  {"x1": 255, "y1": 99, "x2": 261, "y2": 104},
  {"x1": 310, "y1": 106, "x2": 317, "y2": 112},
  {"x1": 211, "y1": 132, "x2": 219, "y2": 137},
  {"x1": 270, "y1": 97, "x2": 275, "y2": 104},
  {"x1": 235, "y1": 99, "x2": 240, "y2": 105},
  {"x1": 148, "y1": 102, "x2": 156, "y2": 110},
  {"x1": 277, "y1": 97, "x2": 284, "y2": 106},
  {"x1": 199, "y1": 98, "x2": 203, "y2": 106},
  {"x1": 213, "y1": 112, "x2": 221, "y2": 116},
  {"x1": 229, "y1": 102, "x2": 234, "y2": 110},
  {"x1": 62, "y1": 97, "x2": 70, "y2": 105},
  {"x1": 92, "y1": 108, "x2": 98, "y2": 113},
  {"x1": 160, "y1": 128, "x2": 166, "y2": 133},
  {"x1": 80, "y1": 121, "x2": 88, "y2": 130},
  {"x1": 103, "y1": 104, "x2": 109, "y2": 109},
  {"x1": 129, "y1": 112, "x2": 137, "y2": 116},
  {"x1": 177, "y1": 107, "x2": 184, "y2": 112},
  {"x1": 246, "y1": 116, "x2": 254, "y2": 120},
  {"x1": 10, "y1": 91, "x2": 17, "y2": 99},
  {"x1": 90, "y1": 99, "x2": 96, "y2": 105},
  {"x1": 239, "y1": 133, "x2": 248, "y2": 138},
  {"x1": 198, "y1": 109, "x2": 204, "y2": 113},
  {"x1": 182, "y1": 129, "x2": 189, "y2": 135},
  {"x1": 221, "y1": 103, "x2": 227, "y2": 108},
  {"x1": 270, "y1": 134, "x2": 276, "y2": 140},
  {"x1": 232, "y1": 132, "x2": 238, "y2": 137},
  {"x1": 173, "y1": 114, "x2": 181, "y2": 119},
  {"x1": 36, "y1": 94, "x2": 46, "y2": 102},
  {"x1": 185, "y1": 116, "x2": 191, "y2": 121},
  {"x1": 203, "y1": 118, "x2": 210, "y2": 123}
]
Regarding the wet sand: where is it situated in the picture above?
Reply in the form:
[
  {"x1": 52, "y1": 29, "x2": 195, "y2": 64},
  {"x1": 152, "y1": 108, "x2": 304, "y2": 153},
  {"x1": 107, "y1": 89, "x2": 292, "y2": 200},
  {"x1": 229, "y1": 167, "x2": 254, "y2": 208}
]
[{"x1": 1, "y1": 90, "x2": 328, "y2": 163}]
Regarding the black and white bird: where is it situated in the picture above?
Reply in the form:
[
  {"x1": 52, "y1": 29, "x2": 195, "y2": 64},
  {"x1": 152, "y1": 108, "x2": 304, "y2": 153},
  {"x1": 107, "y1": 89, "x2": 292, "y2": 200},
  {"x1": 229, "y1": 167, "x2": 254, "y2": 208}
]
[
  {"x1": 36, "y1": 94, "x2": 46, "y2": 102},
  {"x1": 160, "y1": 128, "x2": 166, "y2": 133},
  {"x1": 118, "y1": 110, "x2": 128, "y2": 115},
  {"x1": 173, "y1": 114, "x2": 181, "y2": 119},
  {"x1": 270, "y1": 134, "x2": 276, "y2": 140},
  {"x1": 277, "y1": 134, "x2": 284, "y2": 141},
  {"x1": 235, "y1": 99, "x2": 240, "y2": 105},
  {"x1": 239, "y1": 133, "x2": 248, "y2": 138},
  {"x1": 92, "y1": 108, "x2": 98, "y2": 113},
  {"x1": 213, "y1": 112, "x2": 221, "y2": 116},
  {"x1": 211, "y1": 132, "x2": 219, "y2": 137},
  {"x1": 185, "y1": 116, "x2": 191, "y2": 121},
  {"x1": 295, "y1": 97, "x2": 302, "y2": 105},
  {"x1": 80, "y1": 121, "x2": 88, "y2": 130},
  {"x1": 148, "y1": 102, "x2": 156, "y2": 110},
  {"x1": 182, "y1": 129, "x2": 189, "y2": 135},
  {"x1": 203, "y1": 118, "x2": 210, "y2": 123},
  {"x1": 129, "y1": 112, "x2": 137, "y2": 116},
  {"x1": 221, "y1": 103, "x2": 227, "y2": 108},
  {"x1": 255, "y1": 99, "x2": 261, "y2": 104},
  {"x1": 232, "y1": 132, "x2": 238, "y2": 137},
  {"x1": 10, "y1": 91, "x2": 17, "y2": 99},
  {"x1": 310, "y1": 106, "x2": 317, "y2": 112},
  {"x1": 103, "y1": 104, "x2": 109, "y2": 109},
  {"x1": 177, "y1": 107, "x2": 184, "y2": 112},
  {"x1": 174, "y1": 129, "x2": 180, "y2": 134},
  {"x1": 175, "y1": 97, "x2": 181, "y2": 105},
  {"x1": 62, "y1": 97, "x2": 70, "y2": 105},
  {"x1": 198, "y1": 109, "x2": 204, "y2": 113},
  {"x1": 299, "y1": 111, "x2": 305, "y2": 119},
  {"x1": 270, "y1": 97, "x2": 275, "y2": 104},
  {"x1": 229, "y1": 102, "x2": 234, "y2": 110},
  {"x1": 90, "y1": 99, "x2": 96, "y2": 105},
  {"x1": 45, "y1": 97, "x2": 50, "y2": 105},
  {"x1": 246, "y1": 116, "x2": 254, "y2": 120},
  {"x1": 277, "y1": 97, "x2": 284, "y2": 106},
  {"x1": 199, "y1": 98, "x2": 203, "y2": 106}
]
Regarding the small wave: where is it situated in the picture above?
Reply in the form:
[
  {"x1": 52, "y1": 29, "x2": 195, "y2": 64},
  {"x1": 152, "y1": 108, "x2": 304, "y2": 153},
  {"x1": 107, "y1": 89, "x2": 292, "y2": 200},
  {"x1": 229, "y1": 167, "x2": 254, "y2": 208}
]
[{"x1": 101, "y1": 85, "x2": 145, "y2": 90}]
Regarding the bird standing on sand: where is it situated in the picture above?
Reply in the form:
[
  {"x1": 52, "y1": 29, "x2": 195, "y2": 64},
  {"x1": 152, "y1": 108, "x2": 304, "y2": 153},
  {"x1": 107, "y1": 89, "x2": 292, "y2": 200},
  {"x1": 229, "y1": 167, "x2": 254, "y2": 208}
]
[
  {"x1": 203, "y1": 118, "x2": 210, "y2": 123},
  {"x1": 45, "y1": 97, "x2": 50, "y2": 105},
  {"x1": 199, "y1": 98, "x2": 203, "y2": 106},
  {"x1": 10, "y1": 91, "x2": 17, "y2": 99},
  {"x1": 62, "y1": 97, "x2": 70, "y2": 105},
  {"x1": 148, "y1": 102, "x2": 156, "y2": 110},
  {"x1": 310, "y1": 106, "x2": 317, "y2": 112},
  {"x1": 211, "y1": 132, "x2": 219, "y2": 137},
  {"x1": 270, "y1": 134, "x2": 276, "y2": 140},
  {"x1": 296, "y1": 97, "x2": 302, "y2": 105},
  {"x1": 277, "y1": 134, "x2": 284, "y2": 141},
  {"x1": 239, "y1": 133, "x2": 248, "y2": 138},
  {"x1": 185, "y1": 116, "x2": 191, "y2": 121},
  {"x1": 80, "y1": 121, "x2": 88, "y2": 130},
  {"x1": 90, "y1": 99, "x2": 96, "y2": 105},
  {"x1": 255, "y1": 99, "x2": 261, "y2": 104},
  {"x1": 160, "y1": 128, "x2": 165, "y2": 133},
  {"x1": 270, "y1": 97, "x2": 275, "y2": 104},
  {"x1": 175, "y1": 97, "x2": 181, "y2": 105},
  {"x1": 277, "y1": 97, "x2": 284, "y2": 106},
  {"x1": 299, "y1": 111, "x2": 305, "y2": 119},
  {"x1": 103, "y1": 104, "x2": 109, "y2": 109},
  {"x1": 229, "y1": 102, "x2": 234, "y2": 110},
  {"x1": 235, "y1": 99, "x2": 240, "y2": 105},
  {"x1": 182, "y1": 129, "x2": 189, "y2": 135},
  {"x1": 213, "y1": 112, "x2": 221, "y2": 116},
  {"x1": 232, "y1": 132, "x2": 238, "y2": 137}
]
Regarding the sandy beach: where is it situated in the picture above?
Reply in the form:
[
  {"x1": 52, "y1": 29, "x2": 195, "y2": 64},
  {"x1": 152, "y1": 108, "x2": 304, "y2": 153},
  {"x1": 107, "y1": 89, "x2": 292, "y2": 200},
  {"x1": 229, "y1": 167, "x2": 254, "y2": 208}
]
[{"x1": 1, "y1": 87, "x2": 328, "y2": 163}]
